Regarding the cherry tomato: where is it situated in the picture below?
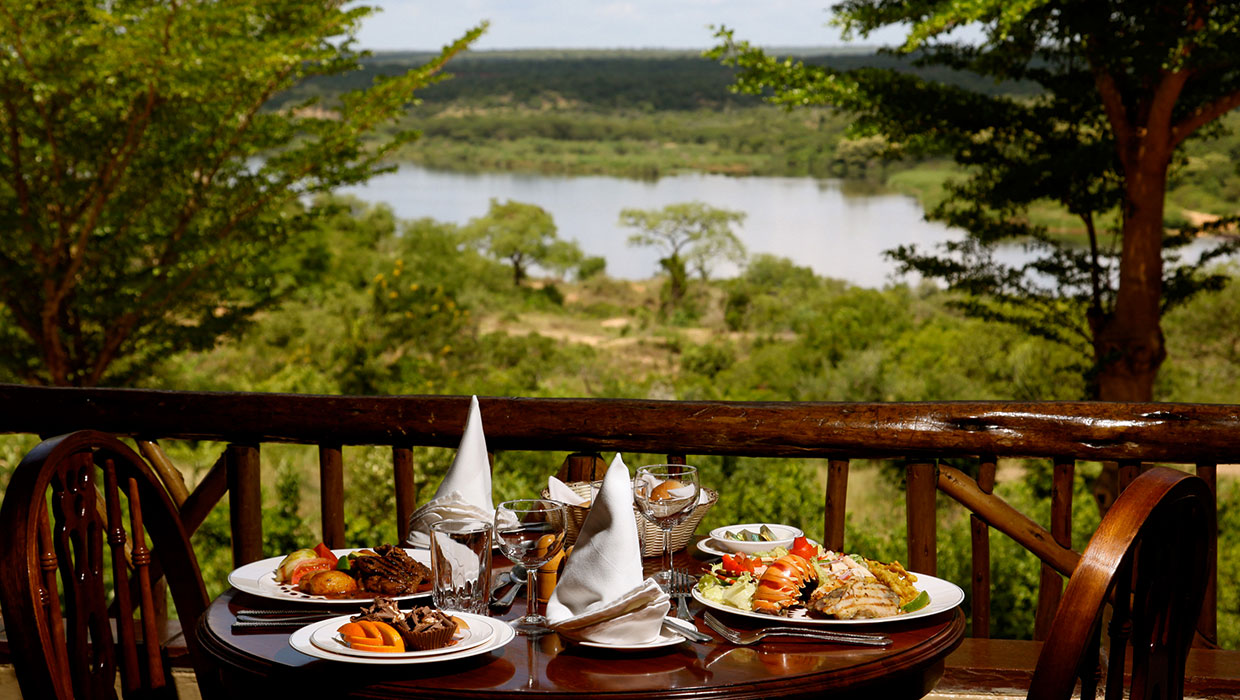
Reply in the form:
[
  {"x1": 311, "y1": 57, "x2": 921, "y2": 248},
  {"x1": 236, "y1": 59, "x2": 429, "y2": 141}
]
[{"x1": 790, "y1": 536, "x2": 817, "y2": 560}]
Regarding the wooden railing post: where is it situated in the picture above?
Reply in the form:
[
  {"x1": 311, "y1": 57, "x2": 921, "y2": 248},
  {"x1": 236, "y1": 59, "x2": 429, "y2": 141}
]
[
  {"x1": 906, "y1": 461, "x2": 937, "y2": 575},
  {"x1": 1034, "y1": 458, "x2": 1074, "y2": 640},
  {"x1": 319, "y1": 444, "x2": 345, "y2": 548},
  {"x1": 1197, "y1": 462, "x2": 1218, "y2": 645},
  {"x1": 226, "y1": 443, "x2": 263, "y2": 567},
  {"x1": 970, "y1": 456, "x2": 997, "y2": 638},
  {"x1": 393, "y1": 446, "x2": 416, "y2": 545},
  {"x1": 557, "y1": 452, "x2": 608, "y2": 482},
  {"x1": 824, "y1": 459, "x2": 849, "y2": 552}
]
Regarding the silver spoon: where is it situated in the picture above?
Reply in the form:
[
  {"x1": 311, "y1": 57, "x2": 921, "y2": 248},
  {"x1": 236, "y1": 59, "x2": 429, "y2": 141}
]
[
  {"x1": 490, "y1": 570, "x2": 513, "y2": 598},
  {"x1": 492, "y1": 564, "x2": 528, "y2": 608}
]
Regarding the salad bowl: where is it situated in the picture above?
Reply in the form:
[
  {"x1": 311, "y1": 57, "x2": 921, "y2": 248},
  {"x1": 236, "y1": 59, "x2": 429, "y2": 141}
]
[{"x1": 708, "y1": 523, "x2": 802, "y2": 555}]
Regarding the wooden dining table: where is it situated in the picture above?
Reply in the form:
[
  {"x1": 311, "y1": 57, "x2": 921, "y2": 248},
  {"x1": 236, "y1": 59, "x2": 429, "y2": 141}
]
[{"x1": 196, "y1": 545, "x2": 965, "y2": 700}]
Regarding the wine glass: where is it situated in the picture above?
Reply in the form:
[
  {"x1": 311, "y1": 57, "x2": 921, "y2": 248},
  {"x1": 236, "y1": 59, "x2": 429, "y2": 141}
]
[
  {"x1": 494, "y1": 499, "x2": 568, "y2": 635},
  {"x1": 633, "y1": 464, "x2": 700, "y2": 591}
]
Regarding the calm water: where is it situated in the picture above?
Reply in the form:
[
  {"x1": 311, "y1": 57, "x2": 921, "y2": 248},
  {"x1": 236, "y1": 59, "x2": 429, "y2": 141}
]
[
  {"x1": 337, "y1": 164, "x2": 1229, "y2": 288},
  {"x1": 337, "y1": 165, "x2": 966, "y2": 287}
]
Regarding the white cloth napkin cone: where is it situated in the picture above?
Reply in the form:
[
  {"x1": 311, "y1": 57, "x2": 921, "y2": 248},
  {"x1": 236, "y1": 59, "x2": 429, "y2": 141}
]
[
  {"x1": 546, "y1": 475, "x2": 593, "y2": 507},
  {"x1": 546, "y1": 454, "x2": 670, "y2": 644},
  {"x1": 406, "y1": 396, "x2": 496, "y2": 548}
]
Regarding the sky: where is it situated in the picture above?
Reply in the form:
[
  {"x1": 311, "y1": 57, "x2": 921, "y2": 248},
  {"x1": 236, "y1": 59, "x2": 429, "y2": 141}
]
[{"x1": 351, "y1": 0, "x2": 907, "y2": 52}]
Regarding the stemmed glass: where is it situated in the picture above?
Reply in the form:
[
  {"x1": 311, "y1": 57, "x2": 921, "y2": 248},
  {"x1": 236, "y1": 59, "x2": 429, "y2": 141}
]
[
  {"x1": 633, "y1": 464, "x2": 700, "y2": 591},
  {"x1": 494, "y1": 499, "x2": 568, "y2": 636}
]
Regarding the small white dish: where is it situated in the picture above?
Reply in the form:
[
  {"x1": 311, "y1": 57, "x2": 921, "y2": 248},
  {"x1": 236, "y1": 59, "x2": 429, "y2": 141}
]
[
  {"x1": 575, "y1": 630, "x2": 684, "y2": 650},
  {"x1": 707, "y1": 523, "x2": 803, "y2": 555},
  {"x1": 290, "y1": 612, "x2": 514, "y2": 664},
  {"x1": 309, "y1": 614, "x2": 494, "y2": 658}
]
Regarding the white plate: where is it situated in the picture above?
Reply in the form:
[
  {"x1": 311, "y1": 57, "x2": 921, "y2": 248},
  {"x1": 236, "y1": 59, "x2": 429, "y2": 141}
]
[
  {"x1": 309, "y1": 614, "x2": 495, "y2": 658},
  {"x1": 575, "y1": 629, "x2": 685, "y2": 650},
  {"x1": 692, "y1": 573, "x2": 965, "y2": 626},
  {"x1": 290, "y1": 613, "x2": 515, "y2": 665},
  {"x1": 227, "y1": 548, "x2": 431, "y2": 604}
]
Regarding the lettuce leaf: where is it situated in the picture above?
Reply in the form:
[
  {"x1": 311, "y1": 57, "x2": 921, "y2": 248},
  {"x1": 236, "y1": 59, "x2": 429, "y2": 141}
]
[{"x1": 698, "y1": 571, "x2": 757, "y2": 611}]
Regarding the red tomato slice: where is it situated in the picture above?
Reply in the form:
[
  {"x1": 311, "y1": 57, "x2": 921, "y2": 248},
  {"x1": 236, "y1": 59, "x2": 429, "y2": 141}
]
[
  {"x1": 790, "y1": 536, "x2": 817, "y2": 560},
  {"x1": 313, "y1": 542, "x2": 338, "y2": 566},
  {"x1": 721, "y1": 553, "x2": 756, "y2": 575},
  {"x1": 289, "y1": 557, "x2": 333, "y2": 585}
]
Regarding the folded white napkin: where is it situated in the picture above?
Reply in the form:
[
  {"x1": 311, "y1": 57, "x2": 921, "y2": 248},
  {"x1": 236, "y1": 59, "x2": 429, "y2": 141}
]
[
  {"x1": 547, "y1": 454, "x2": 670, "y2": 644},
  {"x1": 406, "y1": 396, "x2": 496, "y2": 548},
  {"x1": 546, "y1": 475, "x2": 596, "y2": 507}
]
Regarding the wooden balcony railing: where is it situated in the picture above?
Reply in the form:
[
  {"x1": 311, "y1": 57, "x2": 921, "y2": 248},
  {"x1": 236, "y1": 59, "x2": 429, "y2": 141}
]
[{"x1": 1, "y1": 384, "x2": 1236, "y2": 671}]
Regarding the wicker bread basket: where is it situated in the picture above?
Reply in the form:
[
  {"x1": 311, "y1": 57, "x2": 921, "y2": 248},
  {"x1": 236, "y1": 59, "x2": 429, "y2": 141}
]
[{"x1": 542, "y1": 481, "x2": 717, "y2": 556}]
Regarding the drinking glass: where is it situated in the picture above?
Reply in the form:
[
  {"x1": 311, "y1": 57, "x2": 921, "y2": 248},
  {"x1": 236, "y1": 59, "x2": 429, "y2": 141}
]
[
  {"x1": 633, "y1": 464, "x2": 700, "y2": 590},
  {"x1": 430, "y1": 519, "x2": 492, "y2": 614},
  {"x1": 494, "y1": 499, "x2": 568, "y2": 635}
]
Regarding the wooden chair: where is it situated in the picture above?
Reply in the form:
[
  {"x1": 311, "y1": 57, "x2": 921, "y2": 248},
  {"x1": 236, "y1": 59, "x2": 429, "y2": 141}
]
[
  {"x1": 0, "y1": 430, "x2": 220, "y2": 699},
  {"x1": 1028, "y1": 466, "x2": 1214, "y2": 700}
]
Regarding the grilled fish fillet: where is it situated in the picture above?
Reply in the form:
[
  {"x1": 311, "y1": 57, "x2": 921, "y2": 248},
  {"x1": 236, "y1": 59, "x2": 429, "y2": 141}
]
[{"x1": 809, "y1": 578, "x2": 900, "y2": 619}]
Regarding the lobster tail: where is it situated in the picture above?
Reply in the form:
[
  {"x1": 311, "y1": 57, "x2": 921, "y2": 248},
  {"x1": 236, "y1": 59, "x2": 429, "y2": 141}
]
[{"x1": 752, "y1": 553, "x2": 818, "y2": 614}]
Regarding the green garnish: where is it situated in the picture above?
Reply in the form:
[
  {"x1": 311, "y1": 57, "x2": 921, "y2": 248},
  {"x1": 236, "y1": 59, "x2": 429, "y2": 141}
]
[{"x1": 901, "y1": 590, "x2": 930, "y2": 612}]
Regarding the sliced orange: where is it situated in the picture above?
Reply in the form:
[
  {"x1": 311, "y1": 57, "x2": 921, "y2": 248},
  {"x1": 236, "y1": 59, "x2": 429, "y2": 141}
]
[
  {"x1": 337, "y1": 621, "x2": 365, "y2": 638},
  {"x1": 449, "y1": 615, "x2": 468, "y2": 631},
  {"x1": 347, "y1": 640, "x2": 403, "y2": 653},
  {"x1": 338, "y1": 619, "x2": 405, "y2": 653},
  {"x1": 372, "y1": 621, "x2": 403, "y2": 648}
]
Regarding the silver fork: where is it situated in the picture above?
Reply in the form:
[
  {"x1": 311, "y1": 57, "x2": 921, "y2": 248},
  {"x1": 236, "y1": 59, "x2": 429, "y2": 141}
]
[
  {"x1": 670, "y1": 570, "x2": 696, "y2": 623},
  {"x1": 703, "y1": 612, "x2": 893, "y2": 647}
]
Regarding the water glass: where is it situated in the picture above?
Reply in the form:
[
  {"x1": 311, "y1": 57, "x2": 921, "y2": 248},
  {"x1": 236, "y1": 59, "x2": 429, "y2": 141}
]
[
  {"x1": 634, "y1": 464, "x2": 700, "y2": 591},
  {"x1": 430, "y1": 519, "x2": 492, "y2": 614},
  {"x1": 495, "y1": 499, "x2": 568, "y2": 635}
]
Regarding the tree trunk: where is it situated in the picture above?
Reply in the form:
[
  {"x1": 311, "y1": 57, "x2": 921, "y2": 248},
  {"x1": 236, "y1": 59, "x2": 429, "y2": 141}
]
[
  {"x1": 659, "y1": 255, "x2": 687, "y2": 308},
  {"x1": 1092, "y1": 146, "x2": 1169, "y2": 403}
]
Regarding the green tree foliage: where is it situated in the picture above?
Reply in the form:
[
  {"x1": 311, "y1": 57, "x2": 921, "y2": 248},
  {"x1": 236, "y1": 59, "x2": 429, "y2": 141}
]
[
  {"x1": 0, "y1": 1, "x2": 483, "y2": 386},
  {"x1": 464, "y1": 199, "x2": 584, "y2": 286},
  {"x1": 710, "y1": 1, "x2": 1240, "y2": 402},
  {"x1": 620, "y1": 202, "x2": 747, "y2": 308}
]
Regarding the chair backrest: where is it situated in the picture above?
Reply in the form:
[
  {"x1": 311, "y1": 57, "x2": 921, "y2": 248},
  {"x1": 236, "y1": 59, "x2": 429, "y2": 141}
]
[
  {"x1": 1028, "y1": 466, "x2": 1214, "y2": 700},
  {"x1": 0, "y1": 430, "x2": 217, "y2": 700}
]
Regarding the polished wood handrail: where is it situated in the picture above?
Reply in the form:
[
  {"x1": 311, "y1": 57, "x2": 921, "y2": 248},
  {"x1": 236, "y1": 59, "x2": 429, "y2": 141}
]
[
  {"x1": 5, "y1": 384, "x2": 1240, "y2": 460},
  {"x1": 0, "y1": 383, "x2": 1230, "y2": 649}
]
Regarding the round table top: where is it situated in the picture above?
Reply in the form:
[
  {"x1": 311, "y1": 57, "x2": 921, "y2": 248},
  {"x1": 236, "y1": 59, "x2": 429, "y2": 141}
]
[{"x1": 197, "y1": 549, "x2": 965, "y2": 700}]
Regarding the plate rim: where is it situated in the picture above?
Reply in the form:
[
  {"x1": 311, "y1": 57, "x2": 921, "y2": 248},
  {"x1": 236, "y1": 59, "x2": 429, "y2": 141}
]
[
  {"x1": 575, "y1": 629, "x2": 684, "y2": 650},
  {"x1": 227, "y1": 547, "x2": 431, "y2": 605},
  {"x1": 691, "y1": 572, "x2": 965, "y2": 626},
  {"x1": 290, "y1": 612, "x2": 514, "y2": 665},
  {"x1": 308, "y1": 613, "x2": 496, "y2": 659}
]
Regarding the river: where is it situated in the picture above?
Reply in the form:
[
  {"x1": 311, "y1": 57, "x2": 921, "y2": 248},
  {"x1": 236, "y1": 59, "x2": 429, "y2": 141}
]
[
  {"x1": 337, "y1": 164, "x2": 1227, "y2": 289},
  {"x1": 336, "y1": 164, "x2": 970, "y2": 288}
]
